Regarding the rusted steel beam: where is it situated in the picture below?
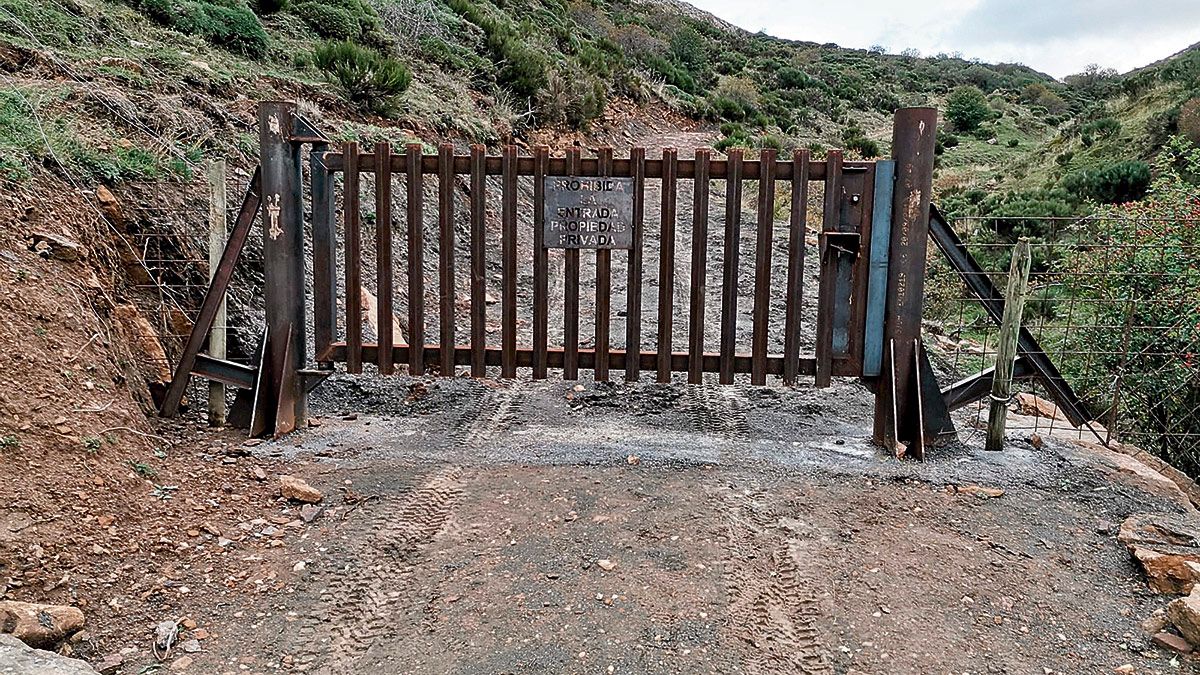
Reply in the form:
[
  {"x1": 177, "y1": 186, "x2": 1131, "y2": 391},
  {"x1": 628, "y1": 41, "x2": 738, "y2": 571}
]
[
  {"x1": 941, "y1": 355, "x2": 1037, "y2": 411},
  {"x1": 656, "y1": 148, "x2": 678, "y2": 383},
  {"x1": 160, "y1": 167, "x2": 261, "y2": 417},
  {"x1": 751, "y1": 148, "x2": 776, "y2": 385},
  {"x1": 438, "y1": 143, "x2": 456, "y2": 376},
  {"x1": 501, "y1": 144, "x2": 518, "y2": 379},
  {"x1": 563, "y1": 147, "x2": 582, "y2": 380},
  {"x1": 436, "y1": 142, "x2": 453, "y2": 372},
  {"x1": 873, "y1": 107, "x2": 939, "y2": 454},
  {"x1": 533, "y1": 146, "x2": 550, "y2": 379},
  {"x1": 193, "y1": 354, "x2": 255, "y2": 390},
  {"x1": 259, "y1": 101, "x2": 307, "y2": 435},
  {"x1": 814, "y1": 151, "x2": 843, "y2": 388},
  {"x1": 594, "y1": 147, "x2": 613, "y2": 381},
  {"x1": 624, "y1": 147, "x2": 646, "y2": 382},
  {"x1": 687, "y1": 149, "x2": 711, "y2": 385},
  {"x1": 322, "y1": 152, "x2": 864, "y2": 181},
  {"x1": 406, "y1": 143, "x2": 425, "y2": 375},
  {"x1": 782, "y1": 149, "x2": 810, "y2": 386},
  {"x1": 718, "y1": 149, "x2": 743, "y2": 385},
  {"x1": 321, "y1": 342, "x2": 838, "y2": 377},
  {"x1": 375, "y1": 141, "x2": 394, "y2": 374},
  {"x1": 469, "y1": 145, "x2": 486, "y2": 377},
  {"x1": 310, "y1": 145, "x2": 336, "y2": 363},
  {"x1": 343, "y1": 141, "x2": 363, "y2": 374}
]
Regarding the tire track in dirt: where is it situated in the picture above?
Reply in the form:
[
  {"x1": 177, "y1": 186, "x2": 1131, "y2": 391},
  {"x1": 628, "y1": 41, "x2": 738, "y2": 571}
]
[
  {"x1": 718, "y1": 488, "x2": 832, "y2": 674},
  {"x1": 684, "y1": 386, "x2": 751, "y2": 439},
  {"x1": 456, "y1": 385, "x2": 524, "y2": 446},
  {"x1": 290, "y1": 466, "x2": 464, "y2": 673}
]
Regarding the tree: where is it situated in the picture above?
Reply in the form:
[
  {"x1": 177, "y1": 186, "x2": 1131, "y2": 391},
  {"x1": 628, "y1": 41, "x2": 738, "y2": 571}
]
[{"x1": 945, "y1": 85, "x2": 992, "y2": 132}]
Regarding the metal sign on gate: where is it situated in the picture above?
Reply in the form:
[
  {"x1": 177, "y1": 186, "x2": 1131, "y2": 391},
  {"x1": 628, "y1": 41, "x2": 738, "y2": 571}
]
[{"x1": 543, "y1": 176, "x2": 635, "y2": 249}]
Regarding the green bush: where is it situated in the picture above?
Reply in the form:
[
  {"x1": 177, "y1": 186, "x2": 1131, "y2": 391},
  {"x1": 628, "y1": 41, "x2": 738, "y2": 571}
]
[
  {"x1": 945, "y1": 85, "x2": 993, "y2": 132},
  {"x1": 293, "y1": 1, "x2": 357, "y2": 38},
  {"x1": 253, "y1": 0, "x2": 286, "y2": 14},
  {"x1": 1061, "y1": 160, "x2": 1151, "y2": 204},
  {"x1": 313, "y1": 40, "x2": 412, "y2": 114},
  {"x1": 136, "y1": 0, "x2": 268, "y2": 56}
]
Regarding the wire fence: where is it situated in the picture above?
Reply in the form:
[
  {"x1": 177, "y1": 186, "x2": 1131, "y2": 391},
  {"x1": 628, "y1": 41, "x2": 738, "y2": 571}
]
[{"x1": 926, "y1": 213, "x2": 1200, "y2": 473}]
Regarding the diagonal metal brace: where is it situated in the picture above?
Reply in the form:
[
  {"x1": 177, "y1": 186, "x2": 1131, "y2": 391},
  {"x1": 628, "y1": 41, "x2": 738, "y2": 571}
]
[
  {"x1": 927, "y1": 204, "x2": 1092, "y2": 430},
  {"x1": 159, "y1": 167, "x2": 262, "y2": 417}
]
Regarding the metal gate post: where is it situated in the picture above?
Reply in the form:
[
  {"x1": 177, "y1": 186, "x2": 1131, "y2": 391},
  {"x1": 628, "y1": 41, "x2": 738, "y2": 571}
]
[
  {"x1": 258, "y1": 101, "x2": 307, "y2": 435},
  {"x1": 873, "y1": 107, "x2": 937, "y2": 455}
]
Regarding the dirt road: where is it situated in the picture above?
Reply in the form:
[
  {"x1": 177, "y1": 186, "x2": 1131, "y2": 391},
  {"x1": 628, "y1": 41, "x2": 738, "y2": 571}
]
[{"x1": 166, "y1": 375, "x2": 1191, "y2": 674}]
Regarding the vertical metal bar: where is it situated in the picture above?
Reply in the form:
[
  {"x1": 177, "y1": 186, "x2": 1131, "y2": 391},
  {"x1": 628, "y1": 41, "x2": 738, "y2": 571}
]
[
  {"x1": 501, "y1": 144, "x2": 518, "y2": 378},
  {"x1": 564, "y1": 148, "x2": 581, "y2": 380},
  {"x1": 595, "y1": 147, "x2": 613, "y2": 381},
  {"x1": 406, "y1": 143, "x2": 425, "y2": 376},
  {"x1": 310, "y1": 144, "x2": 336, "y2": 364},
  {"x1": 206, "y1": 159, "x2": 227, "y2": 425},
  {"x1": 533, "y1": 147, "x2": 550, "y2": 379},
  {"x1": 625, "y1": 147, "x2": 646, "y2": 382},
  {"x1": 469, "y1": 145, "x2": 486, "y2": 377},
  {"x1": 873, "y1": 107, "x2": 938, "y2": 450},
  {"x1": 656, "y1": 148, "x2": 678, "y2": 383},
  {"x1": 719, "y1": 149, "x2": 744, "y2": 385},
  {"x1": 782, "y1": 149, "x2": 810, "y2": 385},
  {"x1": 688, "y1": 149, "x2": 711, "y2": 384},
  {"x1": 258, "y1": 101, "x2": 306, "y2": 434},
  {"x1": 863, "y1": 160, "x2": 895, "y2": 377},
  {"x1": 438, "y1": 143, "x2": 455, "y2": 376},
  {"x1": 375, "y1": 141, "x2": 394, "y2": 374},
  {"x1": 815, "y1": 150, "x2": 843, "y2": 388},
  {"x1": 751, "y1": 148, "x2": 776, "y2": 385},
  {"x1": 344, "y1": 141, "x2": 362, "y2": 374}
]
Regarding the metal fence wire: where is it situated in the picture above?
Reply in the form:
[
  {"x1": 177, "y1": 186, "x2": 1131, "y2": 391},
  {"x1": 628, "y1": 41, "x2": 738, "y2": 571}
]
[{"x1": 926, "y1": 214, "x2": 1200, "y2": 473}]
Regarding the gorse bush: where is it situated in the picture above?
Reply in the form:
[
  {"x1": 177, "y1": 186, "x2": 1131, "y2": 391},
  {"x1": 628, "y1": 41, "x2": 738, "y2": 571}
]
[
  {"x1": 313, "y1": 40, "x2": 411, "y2": 114},
  {"x1": 1061, "y1": 160, "x2": 1152, "y2": 204},
  {"x1": 294, "y1": 1, "x2": 357, "y2": 38},
  {"x1": 134, "y1": 0, "x2": 268, "y2": 56}
]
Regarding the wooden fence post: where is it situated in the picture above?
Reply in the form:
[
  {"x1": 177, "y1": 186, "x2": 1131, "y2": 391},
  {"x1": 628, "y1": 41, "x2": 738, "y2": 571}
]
[
  {"x1": 207, "y1": 159, "x2": 227, "y2": 426},
  {"x1": 985, "y1": 238, "x2": 1032, "y2": 451},
  {"x1": 258, "y1": 101, "x2": 307, "y2": 436}
]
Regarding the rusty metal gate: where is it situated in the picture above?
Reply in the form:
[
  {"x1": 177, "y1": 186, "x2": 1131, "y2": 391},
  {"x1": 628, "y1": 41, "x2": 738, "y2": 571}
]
[{"x1": 162, "y1": 102, "x2": 959, "y2": 458}]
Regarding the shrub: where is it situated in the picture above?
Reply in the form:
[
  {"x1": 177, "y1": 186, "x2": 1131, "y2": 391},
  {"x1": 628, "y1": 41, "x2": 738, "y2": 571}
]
[
  {"x1": 945, "y1": 85, "x2": 992, "y2": 132},
  {"x1": 1061, "y1": 160, "x2": 1151, "y2": 204},
  {"x1": 1006, "y1": 138, "x2": 1019, "y2": 148},
  {"x1": 313, "y1": 40, "x2": 412, "y2": 114},
  {"x1": 293, "y1": 1, "x2": 357, "y2": 38},
  {"x1": 254, "y1": 0, "x2": 286, "y2": 14},
  {"x1": 1180, "y1": 98, "x2": 1200, "y2": 145},
  {"x1": 137, "y1": 0, "x2": 268, "y2": 56}
]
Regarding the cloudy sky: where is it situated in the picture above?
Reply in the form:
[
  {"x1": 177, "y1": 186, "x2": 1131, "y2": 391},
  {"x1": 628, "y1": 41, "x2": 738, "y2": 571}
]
[{"x1": 687, "y1": 0, "x2": 1200, "y2": 79}]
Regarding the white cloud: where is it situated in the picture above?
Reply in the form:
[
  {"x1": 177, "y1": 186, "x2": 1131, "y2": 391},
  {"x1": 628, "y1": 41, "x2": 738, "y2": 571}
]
[{"x1": 684, "y1": 0, "x2": 1200, "y2": 78}]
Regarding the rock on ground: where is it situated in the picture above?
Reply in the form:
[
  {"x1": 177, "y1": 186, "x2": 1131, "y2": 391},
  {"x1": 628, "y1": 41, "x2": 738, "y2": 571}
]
[
  {"x1": 0, "y1": 601, "x2": 85, "y2": 649},
  {"x1": 1170, "y1": 589, "x2": 1200, "y2": 645},
  {"x1": 0, "y1": 634, "x2": 98, "y2": 674},
  {"x1": 279, "y1": 475, "x2": 322, "y2": 503},
  {"x1": 1119, "y1": 513, "x2": 1200, "y2": 594}
]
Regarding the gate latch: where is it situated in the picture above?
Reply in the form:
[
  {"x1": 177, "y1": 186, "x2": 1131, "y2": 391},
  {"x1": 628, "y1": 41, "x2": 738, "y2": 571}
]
[{"x1": 820, "y1": 231, "x2": 861, "y2": 259}]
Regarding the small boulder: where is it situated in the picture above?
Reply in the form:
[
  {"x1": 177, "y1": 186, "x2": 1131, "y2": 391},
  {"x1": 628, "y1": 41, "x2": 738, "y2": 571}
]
[
  {"x1": 1119, "y1": 513, "x2": 1200, "y2": 594},
  {"x1": 0, "y1": 634, "x2": 98, "y2": 674},
  {"x1": 0, "y1": 601, "x2": 85, "y2": 649},
  {"x1": 27, "y1": 232, "x2": 86, "y2": 262},
  {"x1": 1169, "y1": 589, "x2": 1200, "y2": 645},
  {"x1": 279, "y1": 475, "x2": 322, "y2": 504}
]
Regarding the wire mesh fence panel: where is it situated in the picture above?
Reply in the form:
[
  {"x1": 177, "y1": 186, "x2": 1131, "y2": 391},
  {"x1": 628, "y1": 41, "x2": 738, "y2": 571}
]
[{"x1": 926, "y1": 213, "x2": 1200, "y2": 470}]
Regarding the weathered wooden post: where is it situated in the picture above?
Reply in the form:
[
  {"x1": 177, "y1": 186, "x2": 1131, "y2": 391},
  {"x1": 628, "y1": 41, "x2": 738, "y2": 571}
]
[
  {"x1": 985, "y1": 238, "x2": 1032, "y2": 451},
  {"x1": 207, "y1": 159, "x2": 227, "y2": 426},
  {"x1": 873, "y1": 107, "x2": 938, "y2": 456},
  {"x1": 258, "y1": 101, "x2": 307, "y2": 435}
]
